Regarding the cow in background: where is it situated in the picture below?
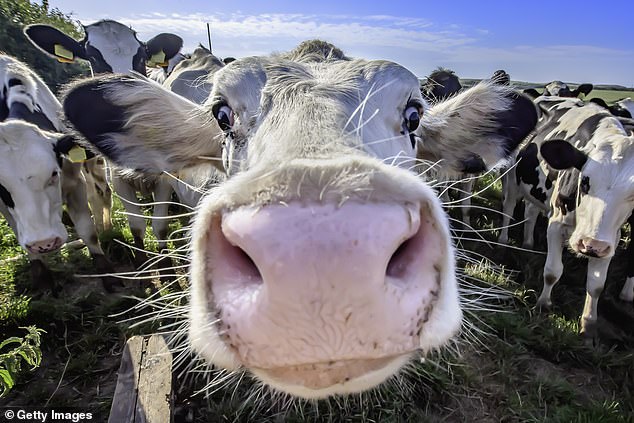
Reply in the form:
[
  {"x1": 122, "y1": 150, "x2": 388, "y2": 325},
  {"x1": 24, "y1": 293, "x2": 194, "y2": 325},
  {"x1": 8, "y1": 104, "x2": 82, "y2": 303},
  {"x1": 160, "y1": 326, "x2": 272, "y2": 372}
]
[
  {"x1": 25, "y1": 20, "x2": 183, "y2": 268},
  {"x1": 533, "y1": 99, "x2": 633, "y2": 339},
  {"x1": 524, "y1": 81, "x2": 594, "y2": 99},
  {"x1": 0, "y1": 54, "x2": 115, "y2": 292}
]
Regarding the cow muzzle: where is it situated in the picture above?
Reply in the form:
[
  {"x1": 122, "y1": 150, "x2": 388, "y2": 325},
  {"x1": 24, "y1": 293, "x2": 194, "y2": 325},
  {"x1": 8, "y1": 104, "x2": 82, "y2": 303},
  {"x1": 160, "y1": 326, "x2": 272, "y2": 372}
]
[
  {"x1": 25, "y1": 237, "x2": 64, "y2": 254},
  {"x1": 576, "y1": 238, "x2": 612, "y2": 258}
]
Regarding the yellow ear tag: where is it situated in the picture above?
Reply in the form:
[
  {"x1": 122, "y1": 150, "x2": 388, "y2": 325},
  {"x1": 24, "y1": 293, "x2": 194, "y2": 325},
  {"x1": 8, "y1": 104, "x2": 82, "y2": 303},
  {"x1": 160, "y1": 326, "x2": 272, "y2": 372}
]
[
  {"x1": 54, "y1": 44, "x2": 74, "y2": 62},
  {"x1": 68, "y1": 145, "x2": 87, "y2": 163},
  {"x1": 148, "y1": 50, "x2": 167, "y2": 67}
]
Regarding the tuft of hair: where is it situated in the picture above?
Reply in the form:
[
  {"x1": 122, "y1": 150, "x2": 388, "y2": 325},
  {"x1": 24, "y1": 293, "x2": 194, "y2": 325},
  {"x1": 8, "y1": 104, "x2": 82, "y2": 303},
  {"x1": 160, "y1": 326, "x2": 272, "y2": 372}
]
[
  {"x1": 280, "y1": 40, "x2": 349, "y2": 63},
  {"x1": 419, "y1": 81, "x2": 526, "y2": 177}
]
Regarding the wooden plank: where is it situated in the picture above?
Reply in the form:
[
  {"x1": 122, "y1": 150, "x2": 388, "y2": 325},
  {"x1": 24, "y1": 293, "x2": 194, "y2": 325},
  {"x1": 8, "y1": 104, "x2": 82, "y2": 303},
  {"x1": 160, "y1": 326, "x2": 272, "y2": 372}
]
[
  {"x1": 136, "y1": 334, "x2": 174, "y2": 422},
  {"x1": 108, "y1": 335, "x2": 173, "y2": 423}
]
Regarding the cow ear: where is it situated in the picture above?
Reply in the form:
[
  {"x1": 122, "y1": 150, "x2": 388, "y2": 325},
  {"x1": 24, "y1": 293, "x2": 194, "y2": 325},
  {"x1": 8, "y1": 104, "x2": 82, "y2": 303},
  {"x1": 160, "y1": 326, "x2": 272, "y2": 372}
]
[
  {"x1": 62, "y1": 74, "x2": 223, "y2": 174},
  {"x1": 540, "y1": 140, "x2": 588, "y2": 170},
  {"x1": 523, "y1": 88, "x2": 540, "y2": 99},
  {"x1": 145, "y1": 33, "x2": 183, "y2": 65},
  {"x1": 24, "y1": 24, "x2": 87, "y2": 62},
  {"x1": 418, "y1": 83, "x2": 537, "y2": 176},
  {"x1": 589, "y1": 97, "x2": 609, "y2": 109},
  {"x1": 575, "y1": 83, "x2": 593, "y2": 97},
  {"x1": 53, "y1": 134, "x2": 95, "y2": 161}
]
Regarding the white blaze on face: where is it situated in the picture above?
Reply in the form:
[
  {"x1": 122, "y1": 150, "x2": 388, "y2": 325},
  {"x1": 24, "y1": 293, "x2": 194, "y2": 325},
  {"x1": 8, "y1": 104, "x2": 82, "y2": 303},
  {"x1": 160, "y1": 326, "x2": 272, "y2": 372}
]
[
  {"x1": 84, "y1": 21, "x2": 143, "y2": 74},
  {"x1": 570, "y1": 131, "x2": 634, "y2": 257},
  {"x1": 0, "y1": 121, "x2": 67, "y2": 252}
]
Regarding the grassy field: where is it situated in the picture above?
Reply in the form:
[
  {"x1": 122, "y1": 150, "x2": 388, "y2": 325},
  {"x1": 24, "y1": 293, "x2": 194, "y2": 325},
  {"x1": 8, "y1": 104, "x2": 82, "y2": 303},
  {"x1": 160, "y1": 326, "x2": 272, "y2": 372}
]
[
  {"x1": 585, "y1": 90, "x2": 633, "y2": 104},
  {"x1": 1, "y1": 173, "x2": 632, "y2": 422}
]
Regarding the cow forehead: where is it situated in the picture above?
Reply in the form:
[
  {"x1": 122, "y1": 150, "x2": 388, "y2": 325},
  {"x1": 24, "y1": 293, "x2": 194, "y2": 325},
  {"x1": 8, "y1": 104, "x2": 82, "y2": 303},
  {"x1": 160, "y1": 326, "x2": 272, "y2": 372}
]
[
  {"x1": 84, "y1": 21, "x2": 143, "y2": 67},
  {"x1": 0, "y1": 122, "x2": 58, "y2": 172},
  {"x1": 214, "y1": 57, "x2": 420, "y2": 113}
]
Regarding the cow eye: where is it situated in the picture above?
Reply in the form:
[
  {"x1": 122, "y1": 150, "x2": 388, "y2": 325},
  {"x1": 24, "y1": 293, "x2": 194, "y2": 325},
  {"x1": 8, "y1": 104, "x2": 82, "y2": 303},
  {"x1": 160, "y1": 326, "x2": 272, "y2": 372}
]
[
  {"x1": 48, "y1": 170, "x2": 59, "y2": 186},
  {"x1": 580, "y1": 176, "x2": 590, "y2": 195},
  {"x1": 404, "y1": 102, "x2": 422, "y2": 132},
  {"x1": 212, "y1": 102, "x2": 234, "y2": 132}
]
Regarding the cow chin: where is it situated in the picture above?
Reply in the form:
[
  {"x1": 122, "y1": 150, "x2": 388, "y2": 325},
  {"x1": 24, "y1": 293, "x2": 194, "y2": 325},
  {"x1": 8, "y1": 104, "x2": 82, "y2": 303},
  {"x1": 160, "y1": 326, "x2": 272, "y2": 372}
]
[{"x1": 187, "y1": 180, "x2": 462, "y2": 397}]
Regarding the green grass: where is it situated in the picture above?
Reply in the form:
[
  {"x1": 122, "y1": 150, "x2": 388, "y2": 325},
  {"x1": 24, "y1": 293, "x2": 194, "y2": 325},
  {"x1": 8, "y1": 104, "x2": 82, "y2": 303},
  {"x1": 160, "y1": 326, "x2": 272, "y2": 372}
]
[
  {"x1": 1, "y1": 177, "x2": 633, "y2": 421},
  {"x1": 586, "y1": 89, "x2": 633, "y2": 104}
]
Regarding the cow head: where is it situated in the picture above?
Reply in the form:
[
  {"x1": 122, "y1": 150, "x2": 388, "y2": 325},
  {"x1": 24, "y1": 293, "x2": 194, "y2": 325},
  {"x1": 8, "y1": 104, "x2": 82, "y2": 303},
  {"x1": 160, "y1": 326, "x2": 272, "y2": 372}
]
[
  {"x1": 421, "y1": 67, "x2": 462, "y2": 104},
  {"x1": 62, "y1": 40, "x2": 536, "y2": 399},
  {"x1": 24, "y1": 20, "x2": 183, "y2": 76},
  {"x1": 543, "y1": 81, "x2": 593, "y2": 98},
  {"x1": 541, "y1": 136, "x2": 634, "y2": 259},
  {"x1": 0, "y1": 121, "x2": 83, "y2": 254}
]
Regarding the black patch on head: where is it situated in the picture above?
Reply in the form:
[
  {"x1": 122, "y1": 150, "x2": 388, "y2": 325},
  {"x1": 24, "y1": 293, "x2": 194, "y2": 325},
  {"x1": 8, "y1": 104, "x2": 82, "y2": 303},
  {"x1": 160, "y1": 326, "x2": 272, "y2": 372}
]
[
  {"x1": 0, "y1": 86, "x2": 8, "y2": 121},
  {"x1": 84, "y1": 44, "x2": 114, "y2": 74},
  {"x1": 8, "y1": 79, "x2": 23, "y2": 87},
  {"x1": 7, "y1": 102, "x2": 56, "y2": 132},
  {"x1": 554, "y1": 169, "x2": 579, "y2": 215},
  {"x1": 516, "y1": 143, "x2": 548, "y2": 203},
  {"x1": 0, "y1": 183, "x2": 15, "y2": 208},
  {"x1": 580, "y1": 175, "x2": 590, "y2": 195},
  {"x1": 63, "y1": 76, "x2": 128, "y2": 161},
  {"x1": 132, "y1": 46, "x2": 147, "y2": 75},
  {"x1": 494, "y1": 92, "x2": 538, "y2": 155}
]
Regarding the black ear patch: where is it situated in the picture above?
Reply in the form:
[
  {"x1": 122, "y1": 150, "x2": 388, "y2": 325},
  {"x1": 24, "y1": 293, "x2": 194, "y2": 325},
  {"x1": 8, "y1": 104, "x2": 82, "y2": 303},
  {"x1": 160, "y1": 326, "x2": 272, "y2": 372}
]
[
  {"x1": 63, "y1": 76, "x2": 129, "y2": 161},
  {"x1": 146, "y1": 33, "x2": 183, "y2": 61},
  {"x1": 540, "y1": 140, "x2": 588, "y2": 171},
  {"x1": 495, "y1": 92, "x2": 538, "y2": 155},
  {"x1": 575, "y1": 83, "x2": 593, "y2": 97},
  {"x1": 24, "y1": 24, "x2": 87, "y2": 60}
]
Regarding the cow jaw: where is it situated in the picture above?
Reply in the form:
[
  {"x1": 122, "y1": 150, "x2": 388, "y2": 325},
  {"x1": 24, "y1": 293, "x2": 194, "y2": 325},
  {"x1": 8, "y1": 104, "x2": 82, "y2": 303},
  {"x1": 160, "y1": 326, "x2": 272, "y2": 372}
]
[{"x1": 188, "y1": 179, "x2": 461, "y2": 397}]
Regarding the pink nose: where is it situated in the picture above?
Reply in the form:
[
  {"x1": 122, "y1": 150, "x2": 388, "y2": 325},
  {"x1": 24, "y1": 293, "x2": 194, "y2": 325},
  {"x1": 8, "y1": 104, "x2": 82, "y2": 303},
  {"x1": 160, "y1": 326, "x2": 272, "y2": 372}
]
[
  {"x1": 578, "y1": 238, "x2": 612, "y2": 258},
  {"x1": 206, "y1": 202, "x2": 444, "y2": 372},
  {"x1": 26, "y1": 237, "x2": 63, "y2": 254}
]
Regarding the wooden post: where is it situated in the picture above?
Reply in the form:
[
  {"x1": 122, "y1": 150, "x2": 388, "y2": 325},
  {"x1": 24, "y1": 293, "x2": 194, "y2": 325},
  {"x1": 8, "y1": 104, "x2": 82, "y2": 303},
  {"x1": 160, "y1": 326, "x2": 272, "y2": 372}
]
[{"x1": 108, "y1": 335, "x2": 173, "y2": 423}]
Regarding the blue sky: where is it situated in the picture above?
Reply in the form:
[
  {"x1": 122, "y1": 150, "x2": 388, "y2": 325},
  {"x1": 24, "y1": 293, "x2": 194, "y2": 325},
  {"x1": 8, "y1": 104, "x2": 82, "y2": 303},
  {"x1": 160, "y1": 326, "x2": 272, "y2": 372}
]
[{"x1": 48, "y1": 0, "x2": 634, "y2": 86}]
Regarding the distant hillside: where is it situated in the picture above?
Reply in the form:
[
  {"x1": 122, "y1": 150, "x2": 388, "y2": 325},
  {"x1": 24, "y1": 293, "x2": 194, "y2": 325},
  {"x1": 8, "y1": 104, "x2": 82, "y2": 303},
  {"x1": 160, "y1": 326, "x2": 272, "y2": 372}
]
[{"x1": 459, "y1": 78, "x2": 634, "y2": 92}]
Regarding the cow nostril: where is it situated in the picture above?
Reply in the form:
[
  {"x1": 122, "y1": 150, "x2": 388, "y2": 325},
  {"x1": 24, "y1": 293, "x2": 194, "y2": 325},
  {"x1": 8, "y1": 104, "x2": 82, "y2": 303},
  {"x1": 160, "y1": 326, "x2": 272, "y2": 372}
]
[
  {"x1": 386, "y1": 237, "x2": 415, "y2": 279},
  {"x1": 226, "y1": 242, "x2": 262, "y2": 283}
]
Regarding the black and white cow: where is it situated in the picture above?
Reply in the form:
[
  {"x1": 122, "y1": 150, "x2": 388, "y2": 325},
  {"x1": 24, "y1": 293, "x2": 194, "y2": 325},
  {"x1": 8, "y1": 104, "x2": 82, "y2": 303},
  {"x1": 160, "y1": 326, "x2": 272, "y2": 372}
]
[
  {"x1": 504, "y1": 97, "x2": 633, "y2": 337},
  {"x1": 523, "y1": 81, "x2": 594, "y2": 99},
  {"x1": 61, "y1": 40, "x2": 537, "y2": 399},
  {"x1": 0, "y1": 54, "x2": 114, "y2": 290},
  {"x1": 536, "y1": 100, "x2": 633, "y2": 308},
  {"x1": 25, "y1": 20, "x2": 184, "y2": 266}
]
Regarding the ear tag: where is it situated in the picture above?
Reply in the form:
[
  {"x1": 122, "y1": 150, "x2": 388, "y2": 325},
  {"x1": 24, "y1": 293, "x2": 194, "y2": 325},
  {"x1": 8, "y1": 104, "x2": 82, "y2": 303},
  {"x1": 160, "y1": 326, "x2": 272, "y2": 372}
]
[
  {"x1": 54, "y1": 44, "x2": 74, "y2": 62},
  {"x1": 68, "y1": 145, "x2": 87, "y2": 163},
  {"x1": 148, "y1": 50, "x2": 167, "y2": 67}
]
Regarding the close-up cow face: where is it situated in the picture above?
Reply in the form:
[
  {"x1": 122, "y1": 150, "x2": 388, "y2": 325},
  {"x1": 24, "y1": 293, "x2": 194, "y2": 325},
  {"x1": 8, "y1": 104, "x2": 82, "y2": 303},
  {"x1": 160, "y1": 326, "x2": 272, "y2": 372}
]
[
  {"x1": 541, "y1": 136, "x2": 634, "y2": 259},
  {"x1": 62, "y1": 40, "x2": 536, "y2": 399},
  {"x1": 24, "y1": 20, "x2": 183, "y2": 75},
  {"x1": 0, "y1": 121, "x2": 70, "y2": 254}
]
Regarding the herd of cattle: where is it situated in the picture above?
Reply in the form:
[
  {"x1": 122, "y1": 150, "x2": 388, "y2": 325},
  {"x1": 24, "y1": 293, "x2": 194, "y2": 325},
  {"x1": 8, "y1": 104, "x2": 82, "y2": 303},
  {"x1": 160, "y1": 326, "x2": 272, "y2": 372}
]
[{"x1": 0, "y1": 19, "x2": 632, "y2": 399}]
